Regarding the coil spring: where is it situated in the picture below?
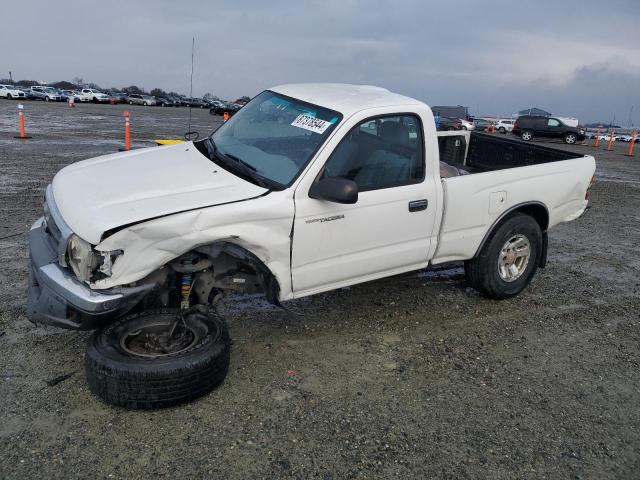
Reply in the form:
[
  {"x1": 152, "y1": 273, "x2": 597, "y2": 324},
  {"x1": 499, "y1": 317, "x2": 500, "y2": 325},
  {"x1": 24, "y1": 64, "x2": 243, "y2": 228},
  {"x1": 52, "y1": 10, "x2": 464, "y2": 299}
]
[{"x1": 180, "y1": 273, "x2": 192, "y2": 310}]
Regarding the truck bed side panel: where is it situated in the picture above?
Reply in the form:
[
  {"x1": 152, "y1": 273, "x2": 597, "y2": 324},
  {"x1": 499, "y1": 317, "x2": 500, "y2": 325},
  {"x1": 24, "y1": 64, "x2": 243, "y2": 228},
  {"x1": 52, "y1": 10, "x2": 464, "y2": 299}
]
[{"x1": 431, "y1": 156, "x2": 595, "y2": 264}]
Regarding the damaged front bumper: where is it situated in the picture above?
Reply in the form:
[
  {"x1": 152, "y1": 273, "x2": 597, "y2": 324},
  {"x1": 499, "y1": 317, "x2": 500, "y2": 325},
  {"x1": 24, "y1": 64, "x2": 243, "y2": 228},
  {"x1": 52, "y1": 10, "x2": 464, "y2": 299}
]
[{"x1": 27, "y1": 218, "x2": 154, "y2": 330}]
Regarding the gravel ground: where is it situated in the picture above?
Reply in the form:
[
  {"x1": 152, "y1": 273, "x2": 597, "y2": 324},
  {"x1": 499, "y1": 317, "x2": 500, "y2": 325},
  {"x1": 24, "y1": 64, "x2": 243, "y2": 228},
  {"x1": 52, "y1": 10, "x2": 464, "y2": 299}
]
[{"x1": 1, "y1": 101, "x2": 639, "y2": 479}]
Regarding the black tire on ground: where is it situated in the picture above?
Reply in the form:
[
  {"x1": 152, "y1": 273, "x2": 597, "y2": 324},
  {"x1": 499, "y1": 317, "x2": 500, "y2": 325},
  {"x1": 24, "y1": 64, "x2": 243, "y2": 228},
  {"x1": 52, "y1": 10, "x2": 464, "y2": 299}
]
[
  {"x1": 563, "y1": 132, "x2": 577, "y2": 144},
  {"x1": 465, "y1": 213, "x2": 542, "y2": 299},
  {"x1": 521, "y1": 129, "x2": 534, "y2": 141},
  {"x1": 45, "y1": 96, "x2": 50, "y2": 102},
  {"x1": 85, "y1": 308, "x2": 231, "y2": 409},
  {"x1": 6, "y1": 93, "x2": 12, "y2": 99},
  {"x1": 499, "y1": 127, "x2": 506, "y2": 134}
]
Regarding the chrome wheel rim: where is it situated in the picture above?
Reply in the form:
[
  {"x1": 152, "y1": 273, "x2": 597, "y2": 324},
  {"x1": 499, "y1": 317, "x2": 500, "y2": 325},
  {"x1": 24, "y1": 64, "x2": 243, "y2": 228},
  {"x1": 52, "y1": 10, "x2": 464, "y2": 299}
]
[
  {"x1": 522, "y1": 132, "x2": 532, "y2": 140},
  {"x1": 566, "y1": 134, "x2": 576, "y2": 144},
  {"x1": 498, "y1": 234, "x2": 531, "y2": 282}
]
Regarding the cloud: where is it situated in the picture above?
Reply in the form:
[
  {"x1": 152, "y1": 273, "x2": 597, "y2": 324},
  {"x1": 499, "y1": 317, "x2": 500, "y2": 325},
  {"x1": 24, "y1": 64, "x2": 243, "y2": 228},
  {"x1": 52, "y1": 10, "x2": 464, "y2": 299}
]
[{"x1": 3, "y1": 0, "x2": 639, "y2": 123}]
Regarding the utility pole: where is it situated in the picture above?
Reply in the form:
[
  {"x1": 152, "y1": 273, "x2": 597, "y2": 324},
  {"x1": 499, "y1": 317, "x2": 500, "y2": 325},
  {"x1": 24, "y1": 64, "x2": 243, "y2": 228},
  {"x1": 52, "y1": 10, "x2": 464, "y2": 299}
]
[{"x1": 9, "y1": 71, "x2": 12, "y2": 82}]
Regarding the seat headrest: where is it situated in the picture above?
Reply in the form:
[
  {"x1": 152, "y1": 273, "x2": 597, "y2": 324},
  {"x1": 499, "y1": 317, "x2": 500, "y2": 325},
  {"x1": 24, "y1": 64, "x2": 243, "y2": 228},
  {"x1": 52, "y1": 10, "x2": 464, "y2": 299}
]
[{"x1": 379, "y1": 121, "x2": 409, "y2": 146}]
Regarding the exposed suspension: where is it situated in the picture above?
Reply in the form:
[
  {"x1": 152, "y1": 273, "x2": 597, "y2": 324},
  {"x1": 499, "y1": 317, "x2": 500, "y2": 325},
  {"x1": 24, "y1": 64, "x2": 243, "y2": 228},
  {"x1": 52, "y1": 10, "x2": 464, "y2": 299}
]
[{"x1": 180, "y1": 273, "x2": 193, "y2": 310}]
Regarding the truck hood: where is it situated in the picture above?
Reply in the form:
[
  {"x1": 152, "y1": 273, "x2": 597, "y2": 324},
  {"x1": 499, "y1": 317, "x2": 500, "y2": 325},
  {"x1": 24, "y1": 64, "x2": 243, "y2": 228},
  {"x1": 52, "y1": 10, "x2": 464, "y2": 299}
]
[{"x1": 51, "y1": 142, "x2": 267, "y2": 244}]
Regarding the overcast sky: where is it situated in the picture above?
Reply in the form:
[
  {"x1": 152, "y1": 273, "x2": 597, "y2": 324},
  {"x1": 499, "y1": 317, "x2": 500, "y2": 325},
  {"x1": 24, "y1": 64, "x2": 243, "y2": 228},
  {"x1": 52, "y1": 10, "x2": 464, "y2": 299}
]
[{"x1": 4, "y1": 0, "x2": 639, "y2": 123}]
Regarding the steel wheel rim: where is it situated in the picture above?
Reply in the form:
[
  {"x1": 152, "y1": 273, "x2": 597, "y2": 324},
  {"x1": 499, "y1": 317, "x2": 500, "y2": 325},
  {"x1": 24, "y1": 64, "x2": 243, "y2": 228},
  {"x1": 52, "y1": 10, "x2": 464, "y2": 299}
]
[
  {"x1": 498, "y1": 234, "x2": 531, "y2": 282},
  {"x1": 120, "y1": 320, "x2": 199, "y2": 358}
]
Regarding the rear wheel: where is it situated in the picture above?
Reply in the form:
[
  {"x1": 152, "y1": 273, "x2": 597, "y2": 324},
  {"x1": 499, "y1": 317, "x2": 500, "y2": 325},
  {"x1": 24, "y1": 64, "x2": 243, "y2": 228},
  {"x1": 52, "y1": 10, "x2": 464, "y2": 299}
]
[
  {"x1": 563, "y1": 133, "x2": 577, "y2": 144},
  {"x1": 499, "y1": 127, "x2": 506, "y2": 134},
  {"x1": 521, "y1": 130, "x2": 534, "y2": 141},
  {"x1": 85, "y1": 309, "x2": 231, "y2": 409},
  {"x1": 465, "y1": 213, "x2": 542, "y2": 299}
]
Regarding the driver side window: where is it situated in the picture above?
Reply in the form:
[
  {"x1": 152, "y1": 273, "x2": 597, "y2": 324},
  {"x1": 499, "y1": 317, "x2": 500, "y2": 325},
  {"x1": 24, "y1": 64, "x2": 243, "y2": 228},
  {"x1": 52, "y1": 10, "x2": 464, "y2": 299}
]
[{"x1": 322, "y1": 115, "x2": 425, "y2": 192}]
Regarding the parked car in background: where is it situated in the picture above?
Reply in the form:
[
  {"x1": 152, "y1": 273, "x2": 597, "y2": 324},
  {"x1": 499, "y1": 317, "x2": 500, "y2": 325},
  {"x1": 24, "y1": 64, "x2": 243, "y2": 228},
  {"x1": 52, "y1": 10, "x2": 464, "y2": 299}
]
[
  {"x1": 496, "y1": 119, "x2": 515, "y2": 134},
  {"x1": 185, "y1": 97, "x2": 207, "y2": 108},
  {"x1": 127, "y1": 94, "x2": 157, "y2": 106},
  {"x1": 473, "y1": 118, "x2": 494, "y2": 132},
  {"x1": 166, "y1": 94, "x2": 185, "y2": 106},
  {"x1": 208, "y1": 100, "x2": 229, "y2": 115},
  {"x1": 29, "y1": 86, "x2": 62, "y2": 101},
  {"x1": 438, "y1": 116, "x2": 462, "y2": 131},
  {"x1": 459, "y1": 118, "x2": 475, "y2": 130},
  {"x1": 104, "y1": 91, "x2": 128, "y2": 103},
  {"x1": 59, "y1": 90, "x2": 82, "y2": 102},
  {"x1": 513, "y1": 115, "x2": 586, "y2": 144},
  {"x1": 154, "y1": 96, "x2": 176, "y2": 107},
  {"x1": 79, "y1": 89, "x2": 110, "y2": 103},
  {"x1": 597, "y1": 133, "x2": 618, "y2": 142},
  {"x1": 618, "y1": 133, "x2": 639, "y2": 143},
  {"x1": 0, "y1": 84, "x2": 27, "y2": 99}
]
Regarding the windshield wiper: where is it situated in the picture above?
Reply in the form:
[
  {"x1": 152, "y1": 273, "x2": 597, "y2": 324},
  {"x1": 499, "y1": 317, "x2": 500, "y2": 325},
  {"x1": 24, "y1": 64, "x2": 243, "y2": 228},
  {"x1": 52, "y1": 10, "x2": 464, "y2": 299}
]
[{"x1": 206, "y1": 137, "x2": 269, "y2": 189}]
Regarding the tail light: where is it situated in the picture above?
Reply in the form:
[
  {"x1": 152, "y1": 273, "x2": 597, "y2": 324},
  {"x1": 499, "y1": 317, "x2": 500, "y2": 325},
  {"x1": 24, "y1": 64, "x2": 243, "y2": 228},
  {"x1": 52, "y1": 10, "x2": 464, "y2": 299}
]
[{"x1": 513, "y1": 121, "x2": 519, "y2": 130}]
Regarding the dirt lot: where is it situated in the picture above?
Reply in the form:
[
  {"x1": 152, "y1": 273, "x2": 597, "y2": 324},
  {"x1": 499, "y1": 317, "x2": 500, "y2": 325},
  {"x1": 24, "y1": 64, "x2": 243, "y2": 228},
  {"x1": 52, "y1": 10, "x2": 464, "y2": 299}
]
[{"x1": 1, "y1": 101, "x2": 639, "y2": 479}]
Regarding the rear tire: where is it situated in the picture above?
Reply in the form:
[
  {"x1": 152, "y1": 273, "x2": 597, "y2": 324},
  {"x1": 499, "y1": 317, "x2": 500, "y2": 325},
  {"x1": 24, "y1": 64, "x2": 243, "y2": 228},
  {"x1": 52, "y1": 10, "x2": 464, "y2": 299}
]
[
  {"x1": 465, "y1": 213, "x2": 542, "y2": 299},
  {"x1": 563, "y1": 133, "x2": 577, "y2": 144},
  {"x1": 499, "y1": 127, "x2": 506, "y2": 134},
  {"x1": 85, "y1": 309, "x2": 231, "y2": 409},
  {"x1": 521, "y1": 130, "x2": 534, "y2": 141}
]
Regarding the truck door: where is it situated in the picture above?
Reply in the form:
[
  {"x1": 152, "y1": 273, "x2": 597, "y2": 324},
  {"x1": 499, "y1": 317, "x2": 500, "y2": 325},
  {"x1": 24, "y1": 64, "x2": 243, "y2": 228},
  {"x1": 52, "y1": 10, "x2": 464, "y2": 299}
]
[{"x1": 291, "y1": 114, "x2": 438, "y2": 296}]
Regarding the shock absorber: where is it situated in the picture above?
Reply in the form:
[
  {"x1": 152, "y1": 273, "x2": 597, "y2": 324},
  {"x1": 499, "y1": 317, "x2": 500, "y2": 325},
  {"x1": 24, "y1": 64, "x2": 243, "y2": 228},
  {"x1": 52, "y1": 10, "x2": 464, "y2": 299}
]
[{"x1": 180, "y1": 273, "x2": 193, "y2": 310}]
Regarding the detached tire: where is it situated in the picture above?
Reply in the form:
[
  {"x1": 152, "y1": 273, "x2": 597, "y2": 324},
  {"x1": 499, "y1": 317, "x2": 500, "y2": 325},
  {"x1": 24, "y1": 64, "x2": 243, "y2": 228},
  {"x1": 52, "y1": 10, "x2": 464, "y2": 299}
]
[
  {"x1": 85, "y1": 309, "x2": 230, "y2": 409},
  {"x1": 465, "y1": 213, "x2": 542, "y2": 299}
]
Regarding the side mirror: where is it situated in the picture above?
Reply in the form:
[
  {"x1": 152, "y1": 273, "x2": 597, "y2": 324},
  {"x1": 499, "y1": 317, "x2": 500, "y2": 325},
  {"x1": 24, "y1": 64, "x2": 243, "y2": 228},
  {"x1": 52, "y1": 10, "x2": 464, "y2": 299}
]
[{"x1": 309, "y1": 177, "x2": 358, "y2": 204}]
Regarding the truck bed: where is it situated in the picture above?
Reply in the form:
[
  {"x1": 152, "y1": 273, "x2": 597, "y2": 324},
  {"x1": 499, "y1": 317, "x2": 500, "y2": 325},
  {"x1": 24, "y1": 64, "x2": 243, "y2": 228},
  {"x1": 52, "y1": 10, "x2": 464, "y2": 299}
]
[
  {"x1": 433, "y1": 131, "x2": 595, "y2": 265},
  {"x1": 438, "y1": 131, "x2": 579, "y2": 174}
]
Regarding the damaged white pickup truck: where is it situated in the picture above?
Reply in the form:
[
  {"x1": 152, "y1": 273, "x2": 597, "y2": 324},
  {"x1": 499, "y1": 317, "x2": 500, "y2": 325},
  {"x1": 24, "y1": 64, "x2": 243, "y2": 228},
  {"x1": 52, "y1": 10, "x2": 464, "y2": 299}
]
[{"x1": 27, "y1": 84, "x2": 595, "y2": 408}]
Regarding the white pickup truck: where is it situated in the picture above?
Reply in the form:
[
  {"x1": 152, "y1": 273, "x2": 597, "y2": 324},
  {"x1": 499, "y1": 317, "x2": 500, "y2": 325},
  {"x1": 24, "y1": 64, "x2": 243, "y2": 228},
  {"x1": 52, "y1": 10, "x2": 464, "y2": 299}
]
[{"x1": 27, "y1": 83, "x2": 595, "y2": 409}]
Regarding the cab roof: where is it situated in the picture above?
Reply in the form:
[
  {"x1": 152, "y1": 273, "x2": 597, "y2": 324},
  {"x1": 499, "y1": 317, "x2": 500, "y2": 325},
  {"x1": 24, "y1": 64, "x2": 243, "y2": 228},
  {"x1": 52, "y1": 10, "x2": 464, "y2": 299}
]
[{"x1": 269, "y1": 83, "x2": 425, "y2": 118}]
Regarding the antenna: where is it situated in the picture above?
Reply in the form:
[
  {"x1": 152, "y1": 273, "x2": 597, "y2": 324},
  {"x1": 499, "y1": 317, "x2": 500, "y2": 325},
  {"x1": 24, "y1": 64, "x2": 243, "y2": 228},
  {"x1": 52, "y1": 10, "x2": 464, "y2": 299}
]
[{"x1": 187, "y1": 37, "x2": 195, "y2": 134}]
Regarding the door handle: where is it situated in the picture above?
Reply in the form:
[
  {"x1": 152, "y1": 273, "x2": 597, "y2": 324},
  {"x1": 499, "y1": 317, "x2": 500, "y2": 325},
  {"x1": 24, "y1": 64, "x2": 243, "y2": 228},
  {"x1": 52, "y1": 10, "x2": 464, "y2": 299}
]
[{"x1": 408, "y1": 199, "x2": 428, "y2": 212}]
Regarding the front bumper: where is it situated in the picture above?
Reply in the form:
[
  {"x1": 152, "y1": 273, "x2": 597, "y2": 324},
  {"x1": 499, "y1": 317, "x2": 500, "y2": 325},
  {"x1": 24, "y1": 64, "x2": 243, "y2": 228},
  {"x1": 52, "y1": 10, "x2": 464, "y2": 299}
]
[{"x1": 27, "y1": 218, "x2": 154, "y2": 330}]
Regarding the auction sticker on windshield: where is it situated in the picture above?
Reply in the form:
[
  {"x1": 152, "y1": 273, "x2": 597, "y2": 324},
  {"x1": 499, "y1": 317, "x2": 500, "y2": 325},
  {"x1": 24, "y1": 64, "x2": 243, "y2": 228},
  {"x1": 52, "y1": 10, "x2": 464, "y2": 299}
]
[{"x1": 291, "y1": 114, "x2": 332, "y2": 134}]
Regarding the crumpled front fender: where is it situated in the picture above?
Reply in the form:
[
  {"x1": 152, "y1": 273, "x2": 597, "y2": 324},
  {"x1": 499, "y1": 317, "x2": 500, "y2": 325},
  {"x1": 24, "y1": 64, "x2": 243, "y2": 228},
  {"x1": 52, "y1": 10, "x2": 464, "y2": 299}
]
[{"x1": 92, "y1": 192, "x2": 295, "y2": 301}]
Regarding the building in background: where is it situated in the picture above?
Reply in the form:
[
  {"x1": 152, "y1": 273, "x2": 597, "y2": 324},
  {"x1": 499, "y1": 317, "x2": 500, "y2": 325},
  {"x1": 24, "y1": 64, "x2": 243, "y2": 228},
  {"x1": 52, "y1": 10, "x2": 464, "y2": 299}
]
[{"x1": 432, "y1": 105, "x2": 469, "y2": 120}]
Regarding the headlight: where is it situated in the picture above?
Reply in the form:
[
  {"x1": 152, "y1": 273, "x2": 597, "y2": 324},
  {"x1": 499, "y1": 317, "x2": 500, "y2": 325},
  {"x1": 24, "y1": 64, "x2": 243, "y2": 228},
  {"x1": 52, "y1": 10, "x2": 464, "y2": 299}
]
[{"x1": 66, "y1": 234, "x2": 99, "y2": 282}]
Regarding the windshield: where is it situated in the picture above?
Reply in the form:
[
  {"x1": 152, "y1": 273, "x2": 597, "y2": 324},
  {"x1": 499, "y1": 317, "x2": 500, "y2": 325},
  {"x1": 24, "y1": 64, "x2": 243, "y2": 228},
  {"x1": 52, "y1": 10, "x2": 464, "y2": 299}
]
[{"x1": 209, "y1": 91, "x2": 341, "y2": 187}]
